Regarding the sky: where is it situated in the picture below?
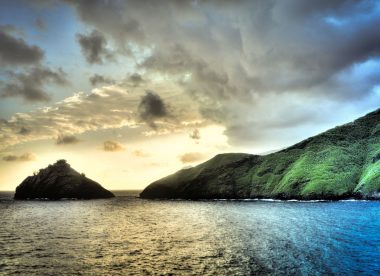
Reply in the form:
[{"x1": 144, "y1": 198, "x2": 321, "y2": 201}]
[{"x1": 1, "y1": 0, "x2": 380, "y2": 191}]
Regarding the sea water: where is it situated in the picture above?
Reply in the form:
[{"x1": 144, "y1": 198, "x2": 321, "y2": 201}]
[{"x1": 0, "y1": 191, "x2": 379, "y2": 275}]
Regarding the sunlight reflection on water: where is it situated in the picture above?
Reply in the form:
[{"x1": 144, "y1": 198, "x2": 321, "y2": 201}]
[{"x1": 0, "y1": 191, "x2": 379, "y2": 275}]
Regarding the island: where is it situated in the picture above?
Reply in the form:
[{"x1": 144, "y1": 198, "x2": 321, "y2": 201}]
[
  {"x1": 140, "y1": 108, "x2": 380, "y2": 200},
  {"x1": 14, "y1": 159, "x2": 114, "y2": 200}
]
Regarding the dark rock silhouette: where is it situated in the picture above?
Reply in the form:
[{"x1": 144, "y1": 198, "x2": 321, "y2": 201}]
[{"x1": 14, "y1": 159, "x2": 114, "y2": 200}]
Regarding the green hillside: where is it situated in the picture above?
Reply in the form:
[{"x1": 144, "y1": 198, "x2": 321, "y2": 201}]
[{"x1": 140, "y1": 109, "x2": 380, "y2": 200}]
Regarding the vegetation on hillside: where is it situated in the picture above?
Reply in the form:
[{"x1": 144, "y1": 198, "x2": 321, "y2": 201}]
[{"x1": 141, "y1": 109, "x2": 380, "y2": 199}]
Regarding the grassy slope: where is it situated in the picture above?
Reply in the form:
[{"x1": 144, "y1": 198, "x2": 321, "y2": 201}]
[{"x1": 140, "y1": 109, "x2": 380, "y2": 199}]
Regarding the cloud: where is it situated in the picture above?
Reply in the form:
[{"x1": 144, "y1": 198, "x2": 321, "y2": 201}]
[
  {"x1": 66, "y1": 0, "x2": 380, "y2": 146},
  {"x1": 34, "y1": 17, "x2": 46, "y2": 31},
  {"x1": 56, "y1": 134, "x2": 80, "y2": 145},
  {"x1": 132, "y1": 149, "x2": 149, "y2": 157},
  {"x1": 103, "y1": 140, "x2": 125, "y2": 152},
  {"x1": 89, "y1": 74, "x2": 114, "y2": 86},
  {"x1": 19, "y1": 152, "x2": 37, "y2": 161},
  {"x1": 3, "y1": 152, "x2": 36, "y2": 162},
  {"x1": 77, "y1": 30, "x2": 114, "y2": 64},
  {"x1": 128, "y1": 73, "x2": 144, "y2": 87},
  {"x1": 189, "y1": 129, "x2": 200, "y2": 140},
  {"x1": 138, "y1": 90, "x2": 168, "y2": 129},
  {"x1": 1, "y1": 66, "x2": 68, "y2": 102},
  {"x1": 18, "y1": 127, "x2": 31, "y2": 135},
  {"x1": 66, "y1": 0, "x2": 145, "y2": 47},
  {"x1": 90, "y1": 73, "x2": 145, "y2": 87},
  {"x1": 179, "y1": 152, "x2": 204, "y2": 164},
  {"x1": 0, "y1": 28, "x2": 44, "y2": 66},
  {"x1": 2, "y1": 155, "x2": 17, "y2": 162},
  {"x1": 0, "y1": 25, "x2": 24, "y2": 36}
]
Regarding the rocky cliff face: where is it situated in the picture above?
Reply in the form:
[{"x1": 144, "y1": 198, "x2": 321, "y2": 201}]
[
  {"x1": 14, "y1": 160, "x2": 114, "y2": 200},
  {"x1": 140, "y1": 109, "x2": 380, "y2": 200}
]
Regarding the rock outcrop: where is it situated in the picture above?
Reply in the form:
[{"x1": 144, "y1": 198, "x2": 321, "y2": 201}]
[
  {"x1": 14, "y1": 160, "x2": 114, "y2": 200},
  {"x1": 141, "y1": 108, "x2": 380, "y2": 200}
]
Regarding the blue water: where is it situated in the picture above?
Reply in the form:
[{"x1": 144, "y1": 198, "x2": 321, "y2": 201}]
[{"x1": 0, "y1": 191, "x2": 379, "y2": 275}]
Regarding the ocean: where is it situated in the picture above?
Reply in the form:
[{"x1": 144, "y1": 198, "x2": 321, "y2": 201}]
[{"x1": 0, "y1": 191, "x2": 379, "y2": 275}]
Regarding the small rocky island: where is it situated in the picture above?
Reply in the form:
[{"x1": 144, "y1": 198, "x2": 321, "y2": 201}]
[{"x1": 14, "y1": 160, "x2": 114, "y2": 200}]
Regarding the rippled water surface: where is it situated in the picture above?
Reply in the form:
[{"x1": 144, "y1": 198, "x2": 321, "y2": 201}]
[{"x1": 1, "y1": 191, "x2": 380, "y2": 275}]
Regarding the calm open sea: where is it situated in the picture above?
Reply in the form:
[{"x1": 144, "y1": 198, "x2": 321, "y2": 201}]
[{"x1": 0, "y1": 190, "x2": 379, "y2": 275}]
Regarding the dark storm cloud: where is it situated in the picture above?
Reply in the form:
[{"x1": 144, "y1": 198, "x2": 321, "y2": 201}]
[
  {"x1": 89, "y1": 74, "x2": 114, "y2": 86},
  {"x1": 3, "y1": 152, "x2": 36, "y2": 162},
  {"x1": 77, "y1": 30, "x2": 114, "y2": 64},
  {"x1": 0, "y1": 28, "x2": 44, "y2": 66},
  {"x1": 1, "y1": 67, "x2": 68, "y2": 102},
  {"x1": 138, "y1": 91, "x2": 168, "y2": 129},
  {"x1": 56, "y1": 134, "x2": 80, "y2": 145}
]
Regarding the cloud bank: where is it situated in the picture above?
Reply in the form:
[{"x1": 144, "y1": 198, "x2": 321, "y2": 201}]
[
  {"x1": 0, "y1": 83, "x2": 201, "y2": 153},
  {"x1": 66, "y1": 0, "x2": 380, "y2": 146},
  {"x1": 2, "y1": 1, "x2": 380, "y2": 155}
]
